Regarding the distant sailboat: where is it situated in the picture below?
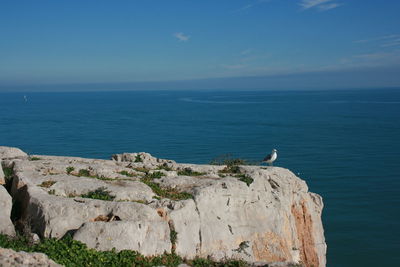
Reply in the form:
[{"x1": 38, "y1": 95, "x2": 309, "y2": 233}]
[{"x1": 23, "y1": 95, "x2": 27, "y2": 102}]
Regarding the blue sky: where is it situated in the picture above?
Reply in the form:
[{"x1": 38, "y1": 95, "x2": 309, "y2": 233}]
[{"x1": 1, "y1": 0, "x2": 399, "y2": 89}]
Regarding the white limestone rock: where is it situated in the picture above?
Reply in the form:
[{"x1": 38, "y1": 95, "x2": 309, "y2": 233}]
[
  {"x1": 73, "y1": 220, "x2": 171, "y2": 255},
  {"x1": 0, "y1": 186, "x2": 15, "y2": 236},
  {"x1": 0, "y1": 248, "x2": 61, "y2": 267},
  {"x1": 4, "y1": 148, "x2": 326, "y2": 267},
  {"x1": 0, "y1": 161, "x2": 4, "y2": 185},
  {"x1": 0, "y1": 146, "x2": 28, "y2": 159}
]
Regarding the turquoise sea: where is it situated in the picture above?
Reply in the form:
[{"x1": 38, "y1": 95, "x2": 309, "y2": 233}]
[{"x1": 1, "y1": 88, "x2": 399, "y2": 267}]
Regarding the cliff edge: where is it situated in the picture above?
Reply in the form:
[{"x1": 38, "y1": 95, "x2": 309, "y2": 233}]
[{"x1": 0, "y1": 147, "x2": 326, "y2": 267}]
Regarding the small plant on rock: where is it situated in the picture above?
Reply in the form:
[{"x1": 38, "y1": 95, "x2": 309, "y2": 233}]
[
  {"x1": 134, "y1": 154, "x2": 143, "y2": 162},
  {"x1": 219, "y1": 165, "x2": 241, "y2": 174},
  {"x1": 38, "y1": 180, "x2": 56, "y2": 188},
  {"x1": 118, "y1": 170, "x2": 135, "y2": 177},
  {"x1": 80, "y1": 187, "x2": 115, "y2": 201},
  {"x1": 145, "y1": 171, "x2": 165, "y2": 179},
  {"x1": 157, "y1": 163, "x2": 173, "y2": 171},
  {"x1": 29, "y1": 157, "x2": 41, "y2": 161},
  {"x1": 210, "y1": 154, "x2": 248, "y2": 166},
  {"x1": 235, "y1": 174, "x2": 254, "y2": 186},
  {"x1": 177, "y1": 168, "x2": 205, "y2": 176},
  {"x1": 66, "y1": 166, "x2": 74, "y2": 174},
  {"x1": 140, "y1": 177, "x2": 193, "y2": 200},
  {"x1": 78, "y1": 169, "x2": 91, "y2": 177}
]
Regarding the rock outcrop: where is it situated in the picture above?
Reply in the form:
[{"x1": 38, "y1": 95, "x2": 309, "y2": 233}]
[
  {"x1": 1, "y1": 148, "x2": 326, "y2": 267},
  {"x1": 0, "y1": 248, "x2": 61, "y2": 267},
  {"x1": 0, "y1": 186, "x2": 15, "y2": 236}
]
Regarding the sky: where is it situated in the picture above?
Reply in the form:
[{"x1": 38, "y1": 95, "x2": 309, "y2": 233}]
[{"x1": 1, "y1": 0, "x2": 400, "y2": 90}]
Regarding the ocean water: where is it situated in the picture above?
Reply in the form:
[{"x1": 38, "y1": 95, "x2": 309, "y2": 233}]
[{"x1": 1, "y1": 88, "x2": 400, "y2": 266}]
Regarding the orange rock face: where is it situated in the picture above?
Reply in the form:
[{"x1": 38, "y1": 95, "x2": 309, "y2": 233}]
[{"x1": 292, "y1": 200, "x2": 320, "y2": 267}]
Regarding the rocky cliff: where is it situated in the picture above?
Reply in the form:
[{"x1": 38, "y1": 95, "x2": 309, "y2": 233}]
[{"x1": 0, "y1": 146, "x2": 326, "y2": 267}]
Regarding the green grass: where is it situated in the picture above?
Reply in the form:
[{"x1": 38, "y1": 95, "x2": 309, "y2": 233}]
[
  {"x1": 234, "y1": 174, "x2": 254, "y2": 186},
  {"x1": 29, "y1": 157, "x2": 41, "y2": 161},
  {"x1": 140, "y1": 177, "x2": 193, "y2": 201},
  {"x1": 145, "y1": 171, "x2": 165, "y2": 179},
  {"x1": 118, "y1": 170, "x2": 135, "y2": 177},
  {"x1": 177, "y1": 168, "x2": 205, "y2": 176},
  {"x1": 157, "y1": 164, "x2": 173, "y2": 171},
  {"x1": 38, "y1": 180, "x2": 56, "y2": 188},
  {"x1": 134, "y1": 155, "x2": 143, "y2": 162},
  {"x1": 210, "y1": 155, "x2": 248, "y2": 166},
  {"x1": 170, "y1": 229, "x2": 178, "y2": 245},
  {"x1": 133, "y1": 167, "x2": 150, "y2": 174},
  {"x1": 48, "y1": 189, "x2": 55, "y2": 195},
  {"x1": 80, "y1": 187, "x2": 115, "y2": 201},
  {"x1": 76, "y1": 169, "x2": 114, "y2": 181},
  {"x1": 78, "y1": 169, "x2": 90, "y2": 177},
  {"x1": 219, "y1": 165, "x2": 241, "y2": 174},
  {"x1": 0, "y1": 234, "x2": 249, "y2": 267},
  {"x1": 66, "y1": 166, "x2": 74, "y2": 174},
  {"x1": 3, "y1": 167, "x2": 13, "y2": 181}
]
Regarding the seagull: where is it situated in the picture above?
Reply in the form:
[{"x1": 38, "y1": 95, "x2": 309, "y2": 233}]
[{"x1": 262, "y1": 149, "x2": 278, "y2": 166}]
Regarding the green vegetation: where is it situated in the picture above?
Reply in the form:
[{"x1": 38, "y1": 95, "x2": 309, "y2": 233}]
[
  {"x1": 78, "y1": 169, "x2": 90, "y2": 177},
  {"x1": 210, "y1": 154, "x2": 248, "y2": 166},
  {"x1": 188, "y1": 257, "x2": 247, "y2": 267},
  {"x1": 118, "y1": 170, "x2": 135, "y2": 177},
  {"x1": 3, "y1": 167, "x2": 13, "y2": 183},
  {"x1": 135, "y1": 154, "x2": 143, "y2": 162},
  {"x1": 145, "y1": 171, "x2": 165, "y2": 179},
  {"x1": 177, "y1": 168, "x2": 205, "y2": 176},
  {"x1": 170, "y1": 229, "x2": 178, "y2": 245},
  {"x1": 38, "y1": 180, "x2": 56, "y2": 188},
  {"x1": 140, "y1": 177, "x2": 193, "y2": 200},
  {"x1": 219, "y1": 165, "x2": 241, "y2": 174},
  {"x1": 80, "y1": 187, "x2": 115, "y2": 201},
  {"x1": 29, "y1": 157, "x2": 41, "y2": 161},
  {"x1": 76, "y1": 169, "x2": 114, "y2": 181},
  {"x1": 66, "y1": 166, "x2": 74, "y2": 174},
  {"x1": 0, "y1": 234, "x2": 249, "y2": 267},
  {"x1": 234, "y1": 174, "x2": 254, "y2": 187},
  {"x1": 48, "y1": 189, "x2": 55, "y2": 195},
  {"x1": 133, "y1": 167, "x2": 150, "y2": 174},
  {"x1": 157, "y1": 163, "x2": 173, "y2": 171}
]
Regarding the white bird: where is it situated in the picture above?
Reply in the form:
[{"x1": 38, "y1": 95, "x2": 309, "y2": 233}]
[{"x1": 263, "y1": 149, "x2": 277, "y2": 166}]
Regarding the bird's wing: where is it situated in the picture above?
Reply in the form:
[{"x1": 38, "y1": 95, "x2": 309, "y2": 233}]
[{"x1": 263, "y1": 154, "x2": 272, "y2": 161}]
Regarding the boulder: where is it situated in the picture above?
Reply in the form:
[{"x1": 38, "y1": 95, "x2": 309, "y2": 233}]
[
  {"x1": 0, "y1": 186, "x2": 15, "y2": 236},
  {"x1": 0, "y1": 248, "x2": 61, "y2": 267},
  {"x1": 74, "y1": 220, "x2": 171, "y2": 255},
  {"x1": 0, "y1": 162, "x2": 4, "y2": 185},
  {"x1": 4, "y1": 148, "x2": 326, "y2": 267},
  {"x1": 0, "y1": 147, "x2": 27, "y2": 159}
]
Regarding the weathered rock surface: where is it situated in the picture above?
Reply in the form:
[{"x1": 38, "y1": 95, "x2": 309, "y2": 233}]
[
  {"x1": 0, "y1": 248, "x2": 61, "y2": 267},
  {"x1": 0, "y1": 146, "x2": 28, "y2": 159},
  {"x1": 4, "y1": 149, "x2": 326, "y2": 267},
  {"x1": 0, "y1": 186, "x2": 15, "y2": 236},
  {"x1": 0, "y1": 161, "x2": 4, "y2": 185}
]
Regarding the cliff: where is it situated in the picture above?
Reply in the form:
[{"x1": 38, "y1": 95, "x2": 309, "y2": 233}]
[{"x1": 0, "y1": 146, "x2": 326, "y2": 267}]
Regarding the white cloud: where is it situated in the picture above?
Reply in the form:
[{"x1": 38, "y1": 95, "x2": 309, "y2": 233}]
[
  {"x1": 300, "y1": 0, "x2": 341, "y2": 11},
  {"x1": 381, "y1": 39, "x2": 400, "y2": 48},
  {"x1": 354, "y1": 34, "x2": 400, "y2": 44},
  {"x1": 233, "y1": 0, "x2": 272, "y2": 13},
  {"x1": 317, "y1": 3, "x2": 342, "y2": 11},
  {"x1": 241, "y1": 49, "x2": 252, "y2": 55},
  {"x1": 173, "y1": 32, "x2": 190, "y2": 42},
  {"x1": 338, "y1": 50, "x2": 400, "y2": 68}
]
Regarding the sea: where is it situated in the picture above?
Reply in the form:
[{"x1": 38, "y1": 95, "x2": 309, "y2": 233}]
[{"x1": 0, "y1": 88, "x2": 399, "y2": 267}]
